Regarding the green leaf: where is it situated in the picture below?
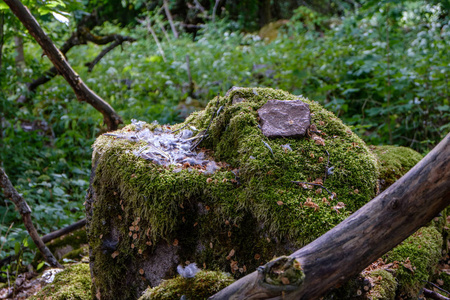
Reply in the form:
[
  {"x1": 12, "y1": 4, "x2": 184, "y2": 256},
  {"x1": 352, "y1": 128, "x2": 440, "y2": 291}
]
[{"x1": 37, "y1": 261, "x2": 45, "y2": 271}]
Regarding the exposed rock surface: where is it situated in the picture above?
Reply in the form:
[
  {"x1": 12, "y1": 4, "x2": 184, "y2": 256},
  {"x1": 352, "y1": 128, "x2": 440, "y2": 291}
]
[{"x1": 257, "y1": 99, "x2": 310, "y2": 138}]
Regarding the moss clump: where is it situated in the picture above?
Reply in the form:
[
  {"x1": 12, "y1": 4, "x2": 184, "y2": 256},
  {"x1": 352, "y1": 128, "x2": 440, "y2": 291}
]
[
  {"x1": 367, "y1": 269, "x2": 397, "y2": 300},
  {"x1": 370, "y1": 145, "x2": 422, "y2": 191},
  {"x1": 62, "y1": 245, "x2": 89, "y2": 261},
  {"x1": 138, "y1": 270, "x2": 234, "y2": 300},
  {"x1": 89, "y1": 87, "x2": 379, "y2": 298},
  {"x1": 30, "y1": 263, "x2": 91, "y2": 300},
  {"x1": 384, "y1": 226, "x2": 442, "y2": 298}
]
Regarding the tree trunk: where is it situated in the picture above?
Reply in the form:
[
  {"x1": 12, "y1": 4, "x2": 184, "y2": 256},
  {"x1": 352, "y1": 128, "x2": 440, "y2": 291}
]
[
  {"x1": 210, "y1": 133, "x2": 450, "y2": 299},
  {"x1": 0, "y1": 11, "x2": 5, "y2": 71},
  {"x1": 258, "y1": 0, "x2": 272, "y2": 27},
  {"x1": 14, "y1": 35, "x2": 25, "y2": 70},
  {"x1": 3, "y1": 0, "x2": 122, "y2": 131}
]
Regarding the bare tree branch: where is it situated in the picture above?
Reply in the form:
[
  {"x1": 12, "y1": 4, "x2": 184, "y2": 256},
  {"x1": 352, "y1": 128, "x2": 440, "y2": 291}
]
[
  {"x1": 163, "y1": 0, "x2": 178, "y2": 39},
  {"x1": 0, "y1": 168, "x2": 63, "y2": 269},
  {"x1": 41, "y1": 218, "x2": 86, "y2": 244},
  {"x1": 85, "y1": 35, "x2": 135, "y2": 72},
  {"x1": 4, "y1": 0, "x2": 122, "y2": 131}
]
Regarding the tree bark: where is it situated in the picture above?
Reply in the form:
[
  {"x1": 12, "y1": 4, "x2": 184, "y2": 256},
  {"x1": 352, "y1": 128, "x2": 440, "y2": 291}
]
[
  {"x1": 4, "y1": 0, "x2": 122, "y2": 131},
  {"x1": 14, "y1": 35, "x2": 25, "y2": 69},
  {"x1": 0, "y1": 168, "x2": 63, "y2": 269},
  {"x1": 210, "y1": 133, "x2": 450, "y2": 299},
  {"x1": 0, "y1": 11, "x2": 5, "y2": 71}
]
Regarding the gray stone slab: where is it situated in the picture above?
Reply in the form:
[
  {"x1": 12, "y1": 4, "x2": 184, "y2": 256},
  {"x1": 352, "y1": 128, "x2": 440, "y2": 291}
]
[{"x1": 257, "y1": 99, "x2": 310, "y2": 138}]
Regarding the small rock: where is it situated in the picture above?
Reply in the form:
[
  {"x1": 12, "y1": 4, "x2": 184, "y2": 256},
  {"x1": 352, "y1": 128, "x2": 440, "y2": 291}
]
[{"x1": 257, "y1": 100, "x2": 310, "y2": 138}]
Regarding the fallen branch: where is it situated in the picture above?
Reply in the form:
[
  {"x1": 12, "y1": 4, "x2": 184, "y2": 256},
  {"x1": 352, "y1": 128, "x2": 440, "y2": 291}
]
[
  {"x1": 423, "y1": 288, "x2": 450, "y2": 300},
  {"x1": 211, "y1": 133, "x2": 450, "y2": 299},
  {"x1": 423, "y1": 280, "x2": 450, "y2": 297},
  {"x1": 0, "y1": 218, "x2": 86, "y2": 269},
  {"x1": 5, "y1": 0, "x2": 122, "y2": 131},
  {"x1": 0, "y1": 168, "x2": 62, "y2": 269},
  {"x1": 42, "y1": 218, "x2": 86, "y2": 243}
]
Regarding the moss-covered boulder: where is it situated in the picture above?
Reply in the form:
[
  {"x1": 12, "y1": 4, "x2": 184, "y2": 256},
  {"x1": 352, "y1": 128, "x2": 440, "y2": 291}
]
[
  {"x1": 30, "y1": 263, "x2": 91, "y2": 300},
  {"x1": 384, "y1": 226, "x2": 443, "y2": 298},
  {"x1": 366, "y1": 269, "x2": 397, "y2": 300},
  {"x1": 138, "y1": 270, "x2": 234, "y2": 300},
  {"x1": 86, "y1": 87, "x2": 380, "y2": 299},
  {"x1": 370, "y1": 145, "x2": 423, "y2": 192}
]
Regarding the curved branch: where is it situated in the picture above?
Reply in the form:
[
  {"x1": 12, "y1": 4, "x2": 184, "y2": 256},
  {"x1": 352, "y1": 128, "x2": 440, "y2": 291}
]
[
  {"x1": 5, "y1": 0, "x2": 122, "y2": 130},
  {"x1": 85, "y1": 35, "x2": 136, "y2": 72}
]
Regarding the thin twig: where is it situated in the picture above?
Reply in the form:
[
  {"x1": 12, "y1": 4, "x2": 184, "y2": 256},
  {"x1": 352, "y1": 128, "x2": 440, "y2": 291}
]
[
  {"x1": 423, "y1": 287, "x2": 450, "y2": 300},
  {"x1": 423, "y1": 280, "x2": 450, "y2": 296},
  {"x1": 163, "y1": 0, "x2": 178, "y2": 39},
  {"x1": 324, "y1": 149, "x2": 330, "y2": 182},
  {"x1": 85, "y1": 36, "x2": 135, "y2": 72},
  {"x1": 291, "y1": 181, "x2": 336, "y2": 199},
  {"x1": 155, "y1": 17, "x2": 174, "y2": 59},
  {"x1": 186, "y1": 55, "x2": 195, "y2": 96},
  {"x1": 191, "y1": 95, "x2": 220, "y2": 151},
  {"x1": 193, "y1": 0, "x2": 206, "y2": 13},
  {"x1": 139, "y1": 18, "x2": 166, "y2": 62},
  {"x1": 172, "y1": 119, "x2": 194, "y2": 133}
]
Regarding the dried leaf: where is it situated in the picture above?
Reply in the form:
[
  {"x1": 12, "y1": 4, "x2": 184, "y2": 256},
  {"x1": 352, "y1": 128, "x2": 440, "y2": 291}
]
[
  {"x1": 228, "y1": 249, "x2": 235, "y2": 257},
  {"x1": 111, "y1": 251, "x2": 119, "y2": 258},
  {"x1": 281, "y1": 277, "x2": 290, "y2": 285}
]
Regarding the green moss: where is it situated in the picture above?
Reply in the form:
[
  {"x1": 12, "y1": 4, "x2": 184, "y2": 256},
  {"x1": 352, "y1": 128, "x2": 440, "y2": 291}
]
[
  {"x1": 139, "y1": 270, "x2": 234, "y2": 300},
  {"x1": 62, "y1": 245, "x2": 89, "y2": 260},
  {"x1": 370, "y1": 145, "x2": 423, "y2": 191},
  {"x1": 384, "y1": 226, "x2": 442, "y2": 298},
  {"x1": 29, "y1": 263, "x2": 91, "y2": 300},
  {"x1": 437, "y1": 272, "x2": 450, "y2": 293},
  {"x1": 367, "y1": 269, "x2": 397, "y2": 300},
  {"x1": 89, "y1": 87, "x2": 379, "y2": 298}
]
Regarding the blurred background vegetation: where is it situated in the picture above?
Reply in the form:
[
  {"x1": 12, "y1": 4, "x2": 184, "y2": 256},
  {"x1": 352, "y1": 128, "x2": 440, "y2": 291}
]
[{"x1": 0, "y1": 0, "x2": 449, "y2": 266}]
